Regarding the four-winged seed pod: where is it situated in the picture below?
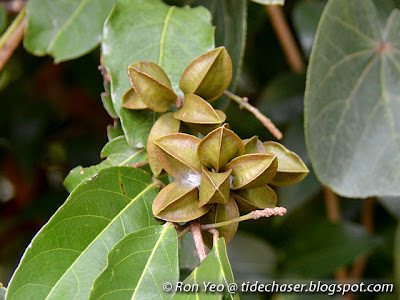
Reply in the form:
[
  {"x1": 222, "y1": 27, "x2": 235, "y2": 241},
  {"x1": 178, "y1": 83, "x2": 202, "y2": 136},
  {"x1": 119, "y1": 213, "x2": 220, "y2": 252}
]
[
  {"x1": 151, "y1": 126, "x2": 309, "y2": 246},
  {"x1": 123, "y1": 46, "x2": 309, "y2": 247}
]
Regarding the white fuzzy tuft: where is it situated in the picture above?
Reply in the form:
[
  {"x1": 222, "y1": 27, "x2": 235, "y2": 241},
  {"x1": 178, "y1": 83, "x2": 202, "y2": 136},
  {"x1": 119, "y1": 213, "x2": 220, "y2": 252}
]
[
  {"x1": 229, "y1": 175, "x2": 234, "y2": 188},
  {"x1": 181, "y1": 172, "x2": 202, "y2": 188}
]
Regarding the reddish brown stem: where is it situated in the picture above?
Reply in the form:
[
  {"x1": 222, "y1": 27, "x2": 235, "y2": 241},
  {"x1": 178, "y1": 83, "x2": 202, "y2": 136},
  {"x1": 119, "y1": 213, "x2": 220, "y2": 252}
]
[{"x1": 190, "y1": 221, "x2": 207, "y2": 262}]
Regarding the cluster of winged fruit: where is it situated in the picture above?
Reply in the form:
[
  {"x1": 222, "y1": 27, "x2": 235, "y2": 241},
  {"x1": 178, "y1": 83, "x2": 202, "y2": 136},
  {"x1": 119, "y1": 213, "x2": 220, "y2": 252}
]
[{"x1": 123, "y1": 47, "x2": 309, "y2": 246}]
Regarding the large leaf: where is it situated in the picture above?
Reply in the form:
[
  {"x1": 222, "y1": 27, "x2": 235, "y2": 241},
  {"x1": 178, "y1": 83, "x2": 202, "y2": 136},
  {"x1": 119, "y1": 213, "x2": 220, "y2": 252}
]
[
  {"x1": 64, "y1": 136, "x2": 147, "y2": 192},
  {"x1": 281, "y1": 221, "x2": 381, "y2": 278},
  {"x1": 174, "y1": 238, "x2": 236, "y2": 300},
  {"x1": 5, "y1": 167, "x2": 159, "y2": 300},
  {"x1": 89, "y1": 224, "x2": 178, "y2": 300},
  {"x1": 305, "y1": 0, "x2": 400, "y2": 197},
  {"x1": 24, "y1": 0, "x2": 114, "y2": 62},
  {"x1": 102, "y1": 0, "x2": 214, "y2": 147}
]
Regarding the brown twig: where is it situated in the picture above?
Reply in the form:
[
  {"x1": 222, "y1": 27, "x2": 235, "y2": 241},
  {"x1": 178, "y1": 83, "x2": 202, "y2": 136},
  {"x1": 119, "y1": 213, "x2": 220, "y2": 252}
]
[
  {"x1": 322, "y1": 187, "x2": 349, "y2": 288},
  {"x1": 207, "y1": 228, "x2": 220, "y2": 245},
  {"x1": 350, "y1": 197, "x2": 375, "y2": 280},
  {"x1": 265, "y1": 5, "x2": 306, "y2": 73},
  {"x1": 201, "y1": 207, "x2": 287, "y2": 230},
  {"x1": 0, "y1": 6, "x2": 26, "y2": 71},
  {"x1": 190, "y1": 221, "x2": 207, "y2": 262},
  {"x1": 224, "y1": 90, "x2": 283, "y2": 140}
]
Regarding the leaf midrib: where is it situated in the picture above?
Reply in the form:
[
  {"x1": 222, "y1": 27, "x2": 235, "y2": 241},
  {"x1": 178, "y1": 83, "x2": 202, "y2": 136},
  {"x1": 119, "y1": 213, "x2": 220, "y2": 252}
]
[{"x1": 44, "y1": 182, "x2": 157, "y2": 299}]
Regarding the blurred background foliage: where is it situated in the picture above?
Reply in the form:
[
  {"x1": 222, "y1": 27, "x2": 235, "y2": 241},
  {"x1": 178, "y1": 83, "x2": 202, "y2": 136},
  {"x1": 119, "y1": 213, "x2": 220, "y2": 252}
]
[{"x1": 0, "y1": 0, "x2": 398, "y2": 299}]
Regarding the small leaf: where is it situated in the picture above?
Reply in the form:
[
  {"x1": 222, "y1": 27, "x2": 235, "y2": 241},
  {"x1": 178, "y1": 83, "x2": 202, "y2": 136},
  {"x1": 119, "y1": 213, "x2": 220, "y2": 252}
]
[
  {"x1": 148, "y1": 113, "x2": 181, "y2": 177},
  {"x1": 180, "y1": 47, "x2": 232, "y2": 102},
  {"x1": 24, "y1": 0, "x2": 115, "y2": 62},
  {"x1": 89, "y1": 224, "x2": 178, "y2": 300},
  {"x1": 243, "y1": 136, "x2": 265, "y2": 154},
  {"x1": 173, "y1": 238, "x2": 235, "y2": 300},
  {"x1": 231, "y1": 185, "x2": 277, "y2": 212},
  {"x1": 64, "y1": 136, "x2": 147, "y2": 192},
  {"x1": 200, "y1": 197, "x2": 239, "y2": 249},
  {"x1": 107, "y1": 120, "x2": 124, "y2": 141},
  {"x1": 128, "y1": 62, "x2": 177, "y2": 112},
  {"x1": 225, "y1": 154, "x2": 278, "y2": 190},
  {"x1": 199, "y1": 167, "x2": 231, "y2": 207},
  {"x1": 102, "y1": 91, "x2": 119, "y2": 118},
  {"x1": 154, "y1": 133, "x2": 202, "y2": 180},
  {"x1": 173, "y1": 94, "x2": 224, "y2": 124},
  {"x1": 122, "y1": 88, "x2": 148, "y2": 110},
  {"x1": 153, "y1": 182, "x2": 211, "y2": 222},
  {"x1": 6, "y1": 167, "x2": 159, "y2": 300},
  {"x1": 198, "y1": 126, "x2": 245, "y2": 172},
  {"x1": 263, "y1": 141, "x2": 309, "y2": 186}
]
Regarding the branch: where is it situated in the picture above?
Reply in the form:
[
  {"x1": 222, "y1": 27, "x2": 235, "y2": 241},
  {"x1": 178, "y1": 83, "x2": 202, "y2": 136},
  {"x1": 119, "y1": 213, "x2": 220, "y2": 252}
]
[
  {"x1": 224, "y1": 90, "x2": 283, "y2": 140},
  {"x1": 350, "y1": 197, "x2": 375, "y2": 280},
  {"x1": 127, "y1": 160, "x2": 149, "y2": 168},
  {"x1": 0, "y1": 6, "x2": 26, "y2": 71},
  {"x1": 265, "y1": 5, "x2": 305, "y2": 73},
  {"x1": 1, "y1": 1, "x2": 26, "y2": 14},
  {"x1": 201, "y1": 207, "x2": 287, "y2": 230},
  {"x1": 190, "y1": 221, "x2": 207, "y2": 262}
]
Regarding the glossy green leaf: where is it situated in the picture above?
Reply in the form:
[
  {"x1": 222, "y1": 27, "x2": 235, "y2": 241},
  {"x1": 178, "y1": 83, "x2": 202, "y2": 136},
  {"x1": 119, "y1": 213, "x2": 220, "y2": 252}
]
[
  {"x1": 89, "y1": 224, "x2": 178, "y2": 300},
  {"x1": 64, "y1": 136, "x2": 147, "y2": 192},
  {"x1": 305, "y1": 0, "x2": 400, "y2": 197},
  {"x1": 153, "y1": 182, "x2": 211, "y2": 222},
  {"x1": 179, "y1": 232, "x2": 200, "y2": 272},
  {"x1": 24, "y1": 0, "x2": 114, "y2": 62},
  {"x1": 251, "y1": 0, "x2": 284, "y2": 5},
  {"x1": 173, "y1": 238, "x2": 235, "y2": 300},
  {"x1": 6, "y1": 167, "x2": 159, "y2": 300},
  {"x1": 102, "y1": 0, "x2": 214, "y2": 146},
  {"x1": 292, "y1": 2, "x2": 325, "y2": 59},
  {"x1": 281, "y1": 221, "x2": 381, "y2": 278},
  {"x1": 148, "y1": 113, "x2": 181, "y2": 177},
  {"x1": 101, "y1": 91, "x2": 118, "y2": 119}
]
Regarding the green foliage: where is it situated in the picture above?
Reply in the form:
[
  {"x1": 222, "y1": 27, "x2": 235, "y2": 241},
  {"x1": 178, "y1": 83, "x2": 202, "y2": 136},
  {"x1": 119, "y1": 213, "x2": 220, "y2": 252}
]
[
  {"x1": 5, "y1": 167, "x2": 159, "y2": 299},
  {"x1": 64, "y1": 136, "x2": 147, "y2": 192},
  {"x1": 174, "y1": 238, "x2": 235, "y2": 300},
  {"x1": 90, "y1": 224, "x2": 178, "y2": 300},
  {"x1": 305, "y1": 0, "x2": 400, "y2": 197},
  {"x1": 102, "y1": 0, "x2": 214, "y2": 147},
  {"x1": 24, "y1": 0, "x2": 114, "y2": 62},
  {"x1": 1, "y1": 0, "x2": 399, "y2": 298}
]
